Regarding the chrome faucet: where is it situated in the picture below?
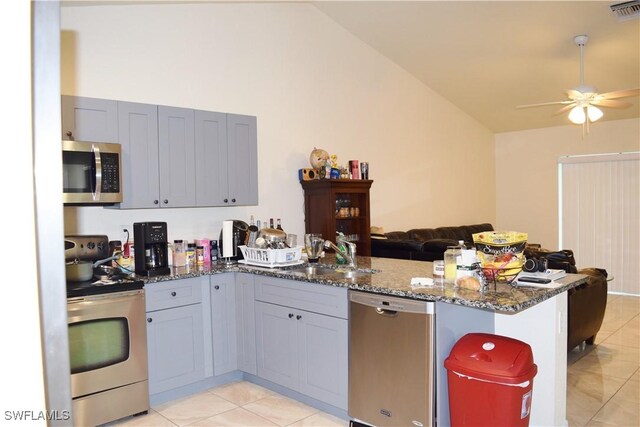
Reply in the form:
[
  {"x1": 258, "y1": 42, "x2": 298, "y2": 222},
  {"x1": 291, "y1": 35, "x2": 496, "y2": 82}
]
[{"x1": 324, "y1": 240, "x2": 357, "y2": 268}]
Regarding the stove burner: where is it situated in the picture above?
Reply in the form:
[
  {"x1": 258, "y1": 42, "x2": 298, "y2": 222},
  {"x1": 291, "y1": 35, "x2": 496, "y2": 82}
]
[{"x1": 66, "y1": 273, "x2": 144, "y2": 298}]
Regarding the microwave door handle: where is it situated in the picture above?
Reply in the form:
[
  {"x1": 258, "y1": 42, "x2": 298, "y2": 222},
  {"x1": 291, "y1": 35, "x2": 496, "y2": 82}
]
[{"x1": 92, "y1": 144, "x2": 102, "y2": 201}]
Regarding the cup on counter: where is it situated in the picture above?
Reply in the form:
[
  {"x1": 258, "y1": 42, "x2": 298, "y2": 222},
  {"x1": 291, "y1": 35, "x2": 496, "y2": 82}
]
[
  {"x1": 304, "y1": 233, "x2": 324, "y2": 263},
  {"x1": 286, "y1": 233, "x2": 298, "y2": 248}
]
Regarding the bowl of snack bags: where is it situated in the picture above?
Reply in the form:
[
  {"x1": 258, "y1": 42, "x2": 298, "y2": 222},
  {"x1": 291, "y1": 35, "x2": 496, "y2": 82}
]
[{"x1": 472, "y1": 231, "x2": 528, "y2": 285}]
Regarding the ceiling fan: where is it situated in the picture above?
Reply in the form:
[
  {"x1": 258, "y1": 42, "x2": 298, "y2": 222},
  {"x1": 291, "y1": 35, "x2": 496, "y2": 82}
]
[{"x1": 517, "y1": 34, "x2": 639, "y2": 134}]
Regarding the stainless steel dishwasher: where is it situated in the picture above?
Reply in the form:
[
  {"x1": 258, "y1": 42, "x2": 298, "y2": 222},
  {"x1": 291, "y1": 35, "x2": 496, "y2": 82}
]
[{"x1": 349, "y1": 290, "x2": 435, "y2": 427}]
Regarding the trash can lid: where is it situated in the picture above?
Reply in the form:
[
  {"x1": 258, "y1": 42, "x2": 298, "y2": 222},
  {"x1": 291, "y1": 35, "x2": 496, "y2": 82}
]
[{"x1": 444, "y1": 333, "x2": 538, "y2": 384}]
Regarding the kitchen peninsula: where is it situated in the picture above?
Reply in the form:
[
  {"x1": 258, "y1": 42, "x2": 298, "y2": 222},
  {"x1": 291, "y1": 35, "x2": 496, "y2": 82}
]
[{"x1": 140, "y1": 255, "x2": 587, "y2": 427}]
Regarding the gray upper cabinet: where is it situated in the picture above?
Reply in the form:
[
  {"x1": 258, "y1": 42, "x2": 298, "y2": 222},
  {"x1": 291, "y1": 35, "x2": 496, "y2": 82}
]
[
  {"x1": 195, "y1": 112, "x2": 258, "y2": 206},
  {"x1": 62, "y1": 96, "x2": 257, "y2": 208},
  {"x1": 62, "y1": 95, "x2": 118, "y2": 143},
  {"x1": 195, "y1": 110, "x2": 228, "y2": 206},
  {"x1": 227, "y1": 114, "x2": 258, "y2": 206},
  {"x1": 158, "y1": 106, "x2": 196, "y2": 208},
  {"x1": 117, "y1": 101, "x2": 160, "y2": 209}
]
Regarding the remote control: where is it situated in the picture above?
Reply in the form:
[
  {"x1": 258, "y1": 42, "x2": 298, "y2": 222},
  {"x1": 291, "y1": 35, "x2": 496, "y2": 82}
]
[{"x1": 518, "y1": 277, "x2": 552, "y2": 284}]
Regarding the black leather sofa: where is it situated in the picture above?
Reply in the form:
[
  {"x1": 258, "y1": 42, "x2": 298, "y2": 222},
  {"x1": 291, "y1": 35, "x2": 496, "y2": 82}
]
[
  {"x1": 371, "y1": 223, "x2": 494, "y2": 261},
  {"x1": 524, "y1": 246, "x2": 608, "y2": 351}
]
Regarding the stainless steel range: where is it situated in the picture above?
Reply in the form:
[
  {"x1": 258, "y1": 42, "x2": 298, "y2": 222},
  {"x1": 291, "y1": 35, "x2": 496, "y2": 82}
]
[{"x1": 65, "y1": 235, "x2": 149, "y2": 426}]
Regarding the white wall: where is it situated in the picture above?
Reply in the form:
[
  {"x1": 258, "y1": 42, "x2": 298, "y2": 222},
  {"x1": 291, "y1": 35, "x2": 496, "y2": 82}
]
[
  {"x1": 495, "y1": 118, "x2": 640, "y2": 252},
  {"x1": 61, "y1": 2, "x2": 495, "y2": 243},
  {"x1": 0, "y1": 0, "x2": 47, "y2": 417}
]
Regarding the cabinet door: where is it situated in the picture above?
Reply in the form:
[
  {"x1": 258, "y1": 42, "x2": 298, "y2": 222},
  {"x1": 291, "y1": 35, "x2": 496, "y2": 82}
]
[
  {"x1": 227, "y1": 114, "x2": 258, "y2": 206},
  {"x1": 158, "y1": 106, "x2": 196, "y2": 207},
  {"x1": 146, "y1": 303, "x2": 205, "y2": 395},
  {"x1": 255, "y1": 301, "x2": 298, "y2": 390},
  {"x1": 194, "y1": 110, "x2": 228, "y2": 206},
  {"x1": 210, "y1": 274, "x2": 238, "y2": 376},
  {"x1": 117, "y1": 101, "x2": 160, "y2": 209},
  {"x1": 297, "y1": 311, "x2": 348, "y2": 409},
  {"x1": 235, "y1": 273, "x2": 257, "y2": 375},
  {"x1": 61, "y1": 95, "x2": 119, "y2": 143}
]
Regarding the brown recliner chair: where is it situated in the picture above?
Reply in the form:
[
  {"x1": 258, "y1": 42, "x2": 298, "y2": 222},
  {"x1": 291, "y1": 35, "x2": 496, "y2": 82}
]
[{"x1": 524, "y1": 247, "x2": 608, "y2": 352}]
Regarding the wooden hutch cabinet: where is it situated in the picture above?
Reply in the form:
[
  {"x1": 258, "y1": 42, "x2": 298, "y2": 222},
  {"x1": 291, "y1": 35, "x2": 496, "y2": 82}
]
[{"x1": 300, "y1": 179, "x2": 373, "y2": 256}]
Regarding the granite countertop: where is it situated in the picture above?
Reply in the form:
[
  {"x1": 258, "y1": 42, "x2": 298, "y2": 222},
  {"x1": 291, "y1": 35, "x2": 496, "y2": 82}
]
[{"x1": 139, "y1": 254, "x2": 588, "y2": 313}]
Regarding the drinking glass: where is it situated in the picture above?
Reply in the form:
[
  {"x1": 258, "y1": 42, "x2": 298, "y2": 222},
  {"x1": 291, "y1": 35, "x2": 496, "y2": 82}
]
[
  {"x1": 304, "y1": 233, "x2": 324, "y2": 263},
  {"x1": 286, "y1": 233, "x2": 298, "y2": 248}
]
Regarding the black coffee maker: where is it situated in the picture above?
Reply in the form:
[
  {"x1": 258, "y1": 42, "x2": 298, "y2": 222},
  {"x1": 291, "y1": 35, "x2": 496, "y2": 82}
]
[{"x1": 134, "y1": 222, "x2": 170, "y2": 276}]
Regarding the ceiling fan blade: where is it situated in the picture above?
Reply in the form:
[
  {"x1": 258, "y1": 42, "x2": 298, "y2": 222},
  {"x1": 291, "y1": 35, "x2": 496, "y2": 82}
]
[
  {"x1": 566, "y1": 89, "x2": 586, "y2": 100},
  {"x1": 598, "y1": 89, "x2": 640, "y2": 99},
  {"x1": 553, "y1": 104, "x2": 577, "y2": 115},
  {"x1": 591, "y1": 99, "x2": 632, "y2": 109},
  {"x1": 516, "y1": 100, "x2": 573, "y2": 109}
]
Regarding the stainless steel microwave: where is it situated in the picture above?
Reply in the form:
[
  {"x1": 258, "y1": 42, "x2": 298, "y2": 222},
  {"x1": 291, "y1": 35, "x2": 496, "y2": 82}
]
[{"x1": 62, "y1": 140, "x2": 123, "y2": 205}]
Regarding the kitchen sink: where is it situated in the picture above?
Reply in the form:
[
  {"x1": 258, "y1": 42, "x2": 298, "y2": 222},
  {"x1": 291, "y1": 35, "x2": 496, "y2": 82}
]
[
  {"x1": 284, "y1": 264, "x2": 378, "y2": 280},
  {"x1": 289, "y1": 265, "x2": 339, "y2": 276}
]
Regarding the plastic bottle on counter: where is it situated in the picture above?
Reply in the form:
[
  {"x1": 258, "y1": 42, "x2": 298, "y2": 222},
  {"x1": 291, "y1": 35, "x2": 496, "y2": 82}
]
[
  {"x1": 210, "y1": 240, "x2": 218, "y2": 263},
  {"x1": 187, "y1": 243, "x2": 196, "y2": 267},
  {"x1": 173, "y1": 240, "x2": 186, "y2": 267},
  {"x1": 335, "y1": 233, "x2": 347, "y2": 265},
  {"x1": 444, "y1": 240, "x2": 464, "y2": 285},
  {"x1": 196, "y1": 246, "x2": 205, "y2": 266}
]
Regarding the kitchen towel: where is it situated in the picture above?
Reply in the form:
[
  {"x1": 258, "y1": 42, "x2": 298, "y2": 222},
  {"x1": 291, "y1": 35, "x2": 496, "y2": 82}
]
[{"x1": 222, "y1": 220, "x2": 234, "y2": 258}]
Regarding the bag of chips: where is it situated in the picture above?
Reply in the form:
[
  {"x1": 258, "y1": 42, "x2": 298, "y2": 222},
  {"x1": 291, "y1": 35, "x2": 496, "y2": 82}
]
[{"x1": 472, "y1": 231, "x2": 528, "y2": 283}]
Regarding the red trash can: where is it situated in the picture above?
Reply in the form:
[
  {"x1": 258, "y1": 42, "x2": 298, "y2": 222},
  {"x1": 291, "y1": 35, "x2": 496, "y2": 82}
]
[{"x1": 444, "y1": 333, "x2": 538, "y2": 427}]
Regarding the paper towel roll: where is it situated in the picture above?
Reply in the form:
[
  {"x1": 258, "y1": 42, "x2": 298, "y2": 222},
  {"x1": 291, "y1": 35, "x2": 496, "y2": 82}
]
[{"x1": 222, "y1": 220, "x2": 234, "y2": 258}]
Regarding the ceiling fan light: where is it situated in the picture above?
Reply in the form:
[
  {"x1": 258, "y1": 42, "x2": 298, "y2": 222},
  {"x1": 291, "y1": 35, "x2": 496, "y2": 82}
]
[
  {"x1": 568, "y1": 106, "x2": 586, "y2": 124},
  {"x1": 587, "y1": 105, "x2": 603, "y2": 122}
]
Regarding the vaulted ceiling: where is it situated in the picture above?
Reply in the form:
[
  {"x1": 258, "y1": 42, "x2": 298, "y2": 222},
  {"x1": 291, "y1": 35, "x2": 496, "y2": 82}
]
[{"x1": 313, "y1": 1, "x2": 640, "y2": 133}]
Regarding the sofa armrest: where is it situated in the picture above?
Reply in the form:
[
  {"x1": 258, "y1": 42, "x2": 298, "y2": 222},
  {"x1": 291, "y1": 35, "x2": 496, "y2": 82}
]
[{"x1": 568, "y1": 268, "x2": 608, "y2": 350}]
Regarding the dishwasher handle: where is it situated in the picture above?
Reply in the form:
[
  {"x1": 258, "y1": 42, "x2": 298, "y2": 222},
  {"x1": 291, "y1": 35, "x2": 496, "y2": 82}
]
[{"x1": 375, "y1": 307, "x2": 398, "y2": 317}]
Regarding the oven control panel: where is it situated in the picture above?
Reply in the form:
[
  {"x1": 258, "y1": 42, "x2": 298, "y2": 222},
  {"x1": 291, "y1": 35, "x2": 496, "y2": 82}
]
[{"x1": 65, "y1": 235, "x2": 110, "y2": 261}]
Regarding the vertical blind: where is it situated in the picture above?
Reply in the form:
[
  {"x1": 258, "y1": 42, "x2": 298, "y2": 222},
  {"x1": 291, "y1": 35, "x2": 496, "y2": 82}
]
[{"x1": 559, "y1": 153, "x2": 639, "y2": 295}]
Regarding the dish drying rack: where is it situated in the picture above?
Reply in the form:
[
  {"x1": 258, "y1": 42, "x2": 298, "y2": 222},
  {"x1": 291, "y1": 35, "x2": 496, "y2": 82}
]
[{"x1": 238, "y1": 245, "x2": 303, "y2": 268}]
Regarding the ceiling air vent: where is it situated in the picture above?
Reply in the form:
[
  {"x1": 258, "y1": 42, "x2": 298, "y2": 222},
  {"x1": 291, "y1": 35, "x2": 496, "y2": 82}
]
[{"x1": 610, "y1": 0, "x2": 640, "y2": 21}]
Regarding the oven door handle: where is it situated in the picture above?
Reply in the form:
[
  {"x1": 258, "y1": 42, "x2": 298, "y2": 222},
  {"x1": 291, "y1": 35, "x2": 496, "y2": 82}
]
[{"x1": 92, "y1": 144, "x2": 102, "y2": 201}]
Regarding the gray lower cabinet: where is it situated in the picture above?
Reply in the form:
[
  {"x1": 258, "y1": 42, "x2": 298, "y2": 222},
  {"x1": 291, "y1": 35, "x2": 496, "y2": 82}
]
[
  {"x1": 145, "y1": 278, "x2": 207, "y2": 395},
  {"x1": 210, "y1": 273, "x2": 238, "y2": 376},
  {"x1": 254, "y1": 277, "x2": 348, "y2": 410},
  {"x1": 61, "y1": 95, "x2": 118, "y2": 143},
  {"x1": 235, "y1": 273, "x2": 257, "y2": 375}
]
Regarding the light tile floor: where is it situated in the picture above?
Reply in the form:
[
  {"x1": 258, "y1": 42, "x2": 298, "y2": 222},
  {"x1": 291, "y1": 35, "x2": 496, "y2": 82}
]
[
  {"x1": 111, "y1": 381, "x2": 348, "y2": 426},
  {"x1": 113, "y1": 294, "x2": 639, "y2": 427},
  {"x1": 567, "y1": 294, "x2": 639, "y2": 426}
]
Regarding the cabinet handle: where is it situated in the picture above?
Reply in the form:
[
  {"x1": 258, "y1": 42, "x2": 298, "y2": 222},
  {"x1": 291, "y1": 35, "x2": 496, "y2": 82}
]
[
  {"x1": 163, "y1": 199, "x2": 168, "y2": 204},
  {"x1": 224, "y1": 198, "x2": 228, "y2": 203},
  {"x1": 231, "y1": 198, "x2": 236, "y2": 203},
  {"x1": 147, "y1": 318, "x2": 152, "y2": 323},
  {"x1": 214, "y1": 285, "x2": 220, "y2": 290},
  {"x1": 288, "y1": 313, "x2": 294, "y2": 319},
  {"x1": 296, "y1": 315, "x2": 302, "y2": 320},
  {"x1": 66, "y1": 131, "x2": 73, "y2": 139},
  {"x1": 154, "y1": 200, "x2": 159, "y2": 205},
  {"x1": 171, "y1": 291, "x2": 177, "y2": 297}
]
